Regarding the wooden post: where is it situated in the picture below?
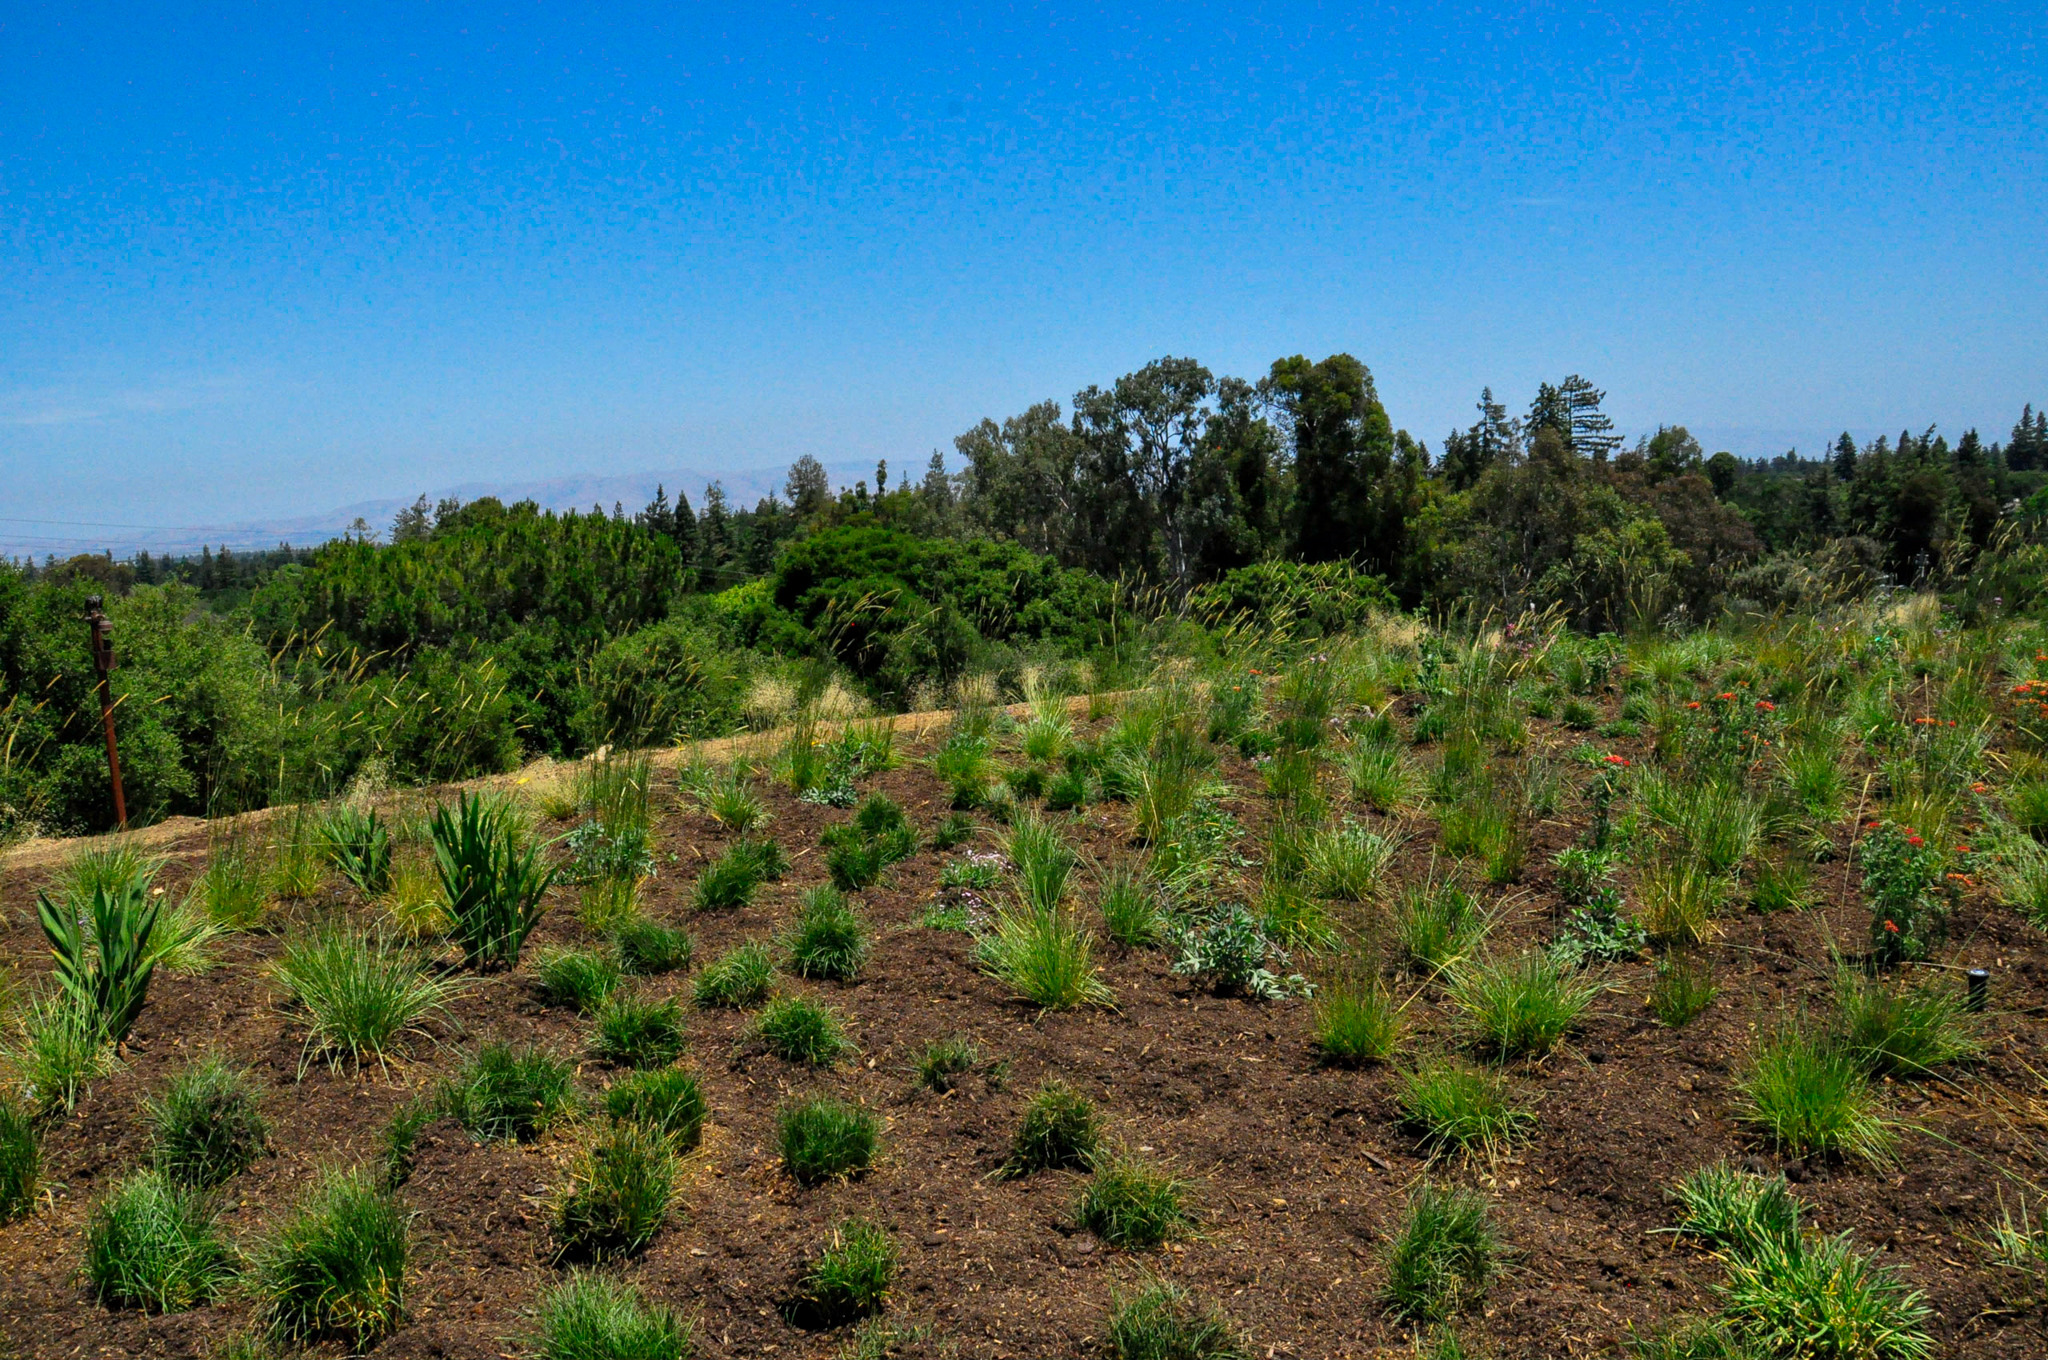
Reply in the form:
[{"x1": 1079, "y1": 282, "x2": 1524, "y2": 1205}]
[{"x1": 85, "y1": 595, "x2": 127, "y2": 828}]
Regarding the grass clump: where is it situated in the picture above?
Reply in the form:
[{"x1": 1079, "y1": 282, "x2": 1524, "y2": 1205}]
[
  {"x1": 189, "y1": 824, "x2": 270, "y2": 930},
  {"x1": 1314, "y1": 977, "x2": 1405, "y2": 1066},
  {"x1": 1398, "y1": 1060, "x2": 1535, "y2": 1159},
  {"x1": 380, "y1": 1095, "x2": 435, "y2": 1192},
  {"x1": 697, "y1": 767, "x2": 767, "y2": 834},
  {"x1": 612, "y1": 915, "x2": 694, "y2": 975},
  {"x1": 1105, "y1": 1274, "x2": 1248, "y2": 1360},
  {"x1": 6, "y1": 986, "x2": 116, "y2": 1117},
  {"x1": 535, "y1": 946, "x2": 624, "y2": 1014},
  {"x1": 445, "y1": 1042, "x2": 578, "y2": 1142},
  {"x1": 1343, "y1": 742, "x2": 1420, "y2": 814},
  {"x1": 1303, "y1": 822, "x2": 1400, "y2": 900},
  {"x1": 692, "y1": 941, "x2": 774, "y2": 1009},
  {"x1": 147, "y1": 1055, "x2": 269, "y2": 1188},
  {"x1": 782, "y1": 884, "x2": 870, "y2": 981},
  {"x1": 1735, "y1": 1019, "x2": 1895, "y2": 1164},
  {"x1": 823, "y1": 794, "x2": 922, "y2": 890},
  {"x1": 534, "y1": 1271, "x2": 695, "y2": 1360},
  {"x1": 978, "y1": 905, "x2": 1115, "y2": 1010},
  {"x1": 1382, "y1": 1183, "x2": 1498, "y2": 1322},
  {"x1": 1099, "y1": 865, "x2": 1164, "y2": 947},
  {"x1": 429, "y1": 791, "x2": 557, "y2": 969},
  {"x1": 252, "y1": 1168, "x2": 409, "y2": 1348},
  {"x1": 592, "y1": 994, "x2": 689, "y2": 1069},
  {"x1": 1669, "y1": 1161, "x2": 1802, "y2": 1256},
  {"x1": 0, "y1": 1095, "x2": 38, "y2": 1221},
  {"x1": 84, "y1": 1169, "x2": 236, "y2": 1311},
  {"x1": 1004, "y1": 1080, "x2": 1101, "y2": 1175},
  {"x1": 271, "y1": 926, "x2": 460, "y2": 1071},
  {"x1": 1831, "y1": 967, "x2": 1981, "y2": 1076},
  {"x1": 1649, "y1": 953, "x2": 1719, "y2": 1028},
  {"x1": 788, "y1": 1217, "x2": 897, "y2": 1326},
  {"x1": 552, "y1": 1124, "x2": 675, "y2": 1261},
  {"x1": 778, "y1": 1095, "x2": 880, "y2": 1185},
  {"x1": 1718, "y1": 1232, "x2": 1934, "y2": 1360},
  {"x1": 319, "y1": 804, "x2": 393, "y2": 895},
  {"x1": 1078, "y1": 1154, "x2": 1193, "y2": 1248},
  {"x1": 604, "y1": 1067, "x2": 708, "y2": 1151},
  {"x1": 1447, "y1": 949, "x2": 1600, "y2": 1060},
  {"x1": 754, "y1": 995, "x2": 853, "y2": 1066},
  {"x1": 691, "y1": 839, "x2": 773, "y2": 911},
  {"x1": 1393, "y1": 879, "x2": 1488, "y2": 975},
  {"x1": 913, "y1": 1035, "x2": 980, "y2": 1093}
]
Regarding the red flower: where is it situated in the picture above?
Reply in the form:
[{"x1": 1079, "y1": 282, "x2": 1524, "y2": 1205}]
[
  {"x1": 1907, "y1": 835, "x2": 1924, "y2": 847},
  {"x1": 1687, "y1": 701, "x2": 1702, "y2": 710},
  {"x1": 1883, "y1": 920, "x2": 1900, "y2": 933},
  {"x1": 1717, "y1": 692, "x2": 1735, "y2": 701},
  {"x1": 1956, "y1": 844, "x2": 1973, "y2": 854},
  {"x1": 1972, "y1": 782, "x2": 1988, "y2": 793},
  {"x1": 1755, "y1": 700, "x2": 1776, "y2": 711}
]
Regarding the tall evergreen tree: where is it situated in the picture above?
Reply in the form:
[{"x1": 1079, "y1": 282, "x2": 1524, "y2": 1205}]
[
  {"x1": 1832, "y1": 431, "x2": 1858, "y2": 482},
  {"x1": 1560, "y1": 375, "x2": 1621, "y2": 463},
  {"x1": 786, "y1": 456, "x2": 831, "y2": 517},
  {"x1": 1264, "y1": 353, "x2": 1406, "y2": 573}
]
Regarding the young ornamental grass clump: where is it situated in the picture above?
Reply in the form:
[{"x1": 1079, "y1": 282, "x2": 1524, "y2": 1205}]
[
  {"x1": 252, "y1": 1168, "x2": 409, "y2": 1348},
  {"x1": 1105, "y1": 1274, "x2": 1248, "y2": 1360},
  {"x1": 592, "y1": 994, "x2": 689, "y2": 1069},
  {"x1": 534, "y1": 1271, "x2": 695, "y2": 1360},
  {"x1": 1669, "y1": 1161, "x2": 1802, "y2": 1256},
  {"x1": 536, "y1": 946, "x2": 625, "y2": 1014},
  {"x1": 1078, "y1": 1154, "x2": 1193, "y2": 1249},
  {"x1": 147, "y1": 1055, "x2": 269, "y2": 1188},
  {"x1": 1314, "y1": 977, "x2": 1405, "y2": 1067},
  {"x1": 1831, "y1": 966, "x2": 1981, "y2": 1077},
  {"x1": 778, "y1": 1095, "x2": 880, "y2": 1185},
  {"x1": 604, "y1": 1067, "x2": 708, "y2": 1151},
  {"x1": 1303, "y1": 822, "x2": 1400, "y2": 901},
  {"x1": 1393, "y1": 879, "x2": 1489, "y2": 976},
  {"x1": 611, "y1": 915, "x2": 694, "y2": 976},
  {"x1": 1098, "y1": 864, "x2": 1164, "y2": 948},
  {"x1": 1382, "y1": 1183, "x2": 1499, "y2": 1323},
  {"x1": 429, "y1": 792, "x2": 557, "y2": 969},
  {"x1": 553, "y1": 1124, "x2": 676, "y2": 1262},
  {"x1": 1004, "y1": 1080, "x2": 1101, "y2": 1176},
  {"x1": 913, "y1": 1035, "x2": 981, "y2": 1093},
  {"x1": 271, "y1": 926, "x2": 461, "y2": 1071},
  {"x1": 1649, "y1": 953, "x2": 1719, "y2": 1029},
  {"x1": 84, "y1": 1169, "x2": 237, "y2": 1312},
  {"x1": 787, "y1": 1217, "x2": 898, "y2": 1327},
  {"x1": 1736, "y1": 1018, "x2": 1896, "y2": 1164},
  {"x1": 1717, "y1": 1231, "x2": 1935, "y2": 1360},
  {"x1": 1398, "y1": 1060, "x2": 1535, "y2": 1159},
  {"x1": 445, "y1": 1042, "x2": 578, "y2": 1142},
  {"x1": 754, "y1": 995, "x2": 853, "y2": 1066},
  {"x1": 691, "y1": 838, "x2": 778, "y2": 911},
  {"x1": 1446, "y1": 949, "x2": 1600, "y2": 1061},
  {"x1": 979, "y1": 906, "x2": 1115, "y2": 1010},
  {"x1": 692, "y1": 941, "x2": 774, "y2": 1009},
  {"x1": 781, "y1": 885, "x2": 870, "y2": 981},
  {"x1": 0, "y1": 1096, "x2": 38, "y2": 1221}
]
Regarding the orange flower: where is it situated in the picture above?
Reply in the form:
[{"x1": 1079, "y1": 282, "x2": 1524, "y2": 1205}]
[
  {"x1": 1687, "y1": 701, "x2": 1702, "y2": 709},
  {"x1": 1883, "y1": 919, "x2": 1900, "y2": 933},
  {"x1": 1972, "y1": 782, "x2": 1988, "y2": 793},
  {"x1": 1755, "y1": 700, "x2": 1776, "y2": 711}
]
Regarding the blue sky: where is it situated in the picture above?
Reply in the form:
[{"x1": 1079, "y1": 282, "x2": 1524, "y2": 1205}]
[{"x1": 3, "y1": 2, "x2": 2043, "y2": 551}]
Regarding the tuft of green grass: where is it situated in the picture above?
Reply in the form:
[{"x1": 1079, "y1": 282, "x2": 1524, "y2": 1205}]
[
  {"x1": 1622, "y1": 1318, "x2": 1752, "y2": 1360},
  {"x1": 1078, "y1": 1154, "x2": 1193, "y2": 1249},
  {"x1": 535, "y1": 946, "x2": 625, "y2": 1014},
  {"x1": 7, "y1": 985, "x2": 116, "y2": 1117},
  {"x1": 445, "y1": 1042, "x2": 577, "y2": 1142},
  {"x1": 754, "y1": 995, "x2": 853, "y2": 1066},
  {"x1": 1669, "y1": 1161, "x2": 1801, "y2": 1256},
  {"x1": 692, "y1": 841, "x2": 769, "y2": 911},
  {"x1": 698, "y1": 769, "x2": 767, "y2": 835},
  {"x1": 147, "y1": 1055, "x2": 269, "y2": 1187},
  {"x1": 380, "y1": 1095, "x2": 436, "y2": 1192},
  {"x1": 1831, "y1": 966, "x2": 1981, "y2": 1076},
  {"x1": 579, "y1": 874, "x2": 643, "y2": 936},
  {"x1": 534, "y1": 1271, "x2": 695, "y2": 1360},
  {"x1": 788, "y1": 1217, "x2": 897, "y2": 1326},
  {"x1": 319, "y1": 804, "x2": 393, "y2": 895},
  {"x1": 1735, "y1": 1018, "x2": 1896, "y2": 1164},
  {"x1": 1099, "y1": 864, "x2": 1164, "y2": 947},
  {"x1": 1303, "y1": 822, "x2": 1400, "y2": 901},
  {"x1": 1635, "y1": 857, "x2": 1728, "y2": 948},
  {"x1": 778, "y1": 1095, "x2": 880, "y2": 1186},
  {"x1": 83, "y1": 1169, "x2": 236, "y2": 1312},
  {"x1": 1105, "y1": 1274, "x2": 1248, "y2": 1360},
  {"x1": 592, "y1": 993, "x2": 689, "y2": 1069},
  {"x1": 823, "y1": 794, "x2": 921, "y2": 890},
  {"x1": 0, "y1": 1095, "x2": 38, "y2": 1221},
  {"x1": 1398, "y1": 1060, "x2": 1535, "y2": 1159},
  {"x1": 1393, "y1": 879, "x2": 1489, "y2": 975},
  {"x1": 604, "y1": 1067, "x2": 708, "y2": 1151},
  {"x1": 271, "y1": 926, "x2": 461, "y2": 1071},
  {"x1": 913, "y1": 1035, "x2": 980, "y2": 1093},
  {"x1": 252, "y1": 1168, "x2": 409, "y2": 1348},
  {"x1": 692, "y1": 941, "x2": 774, "y2": 1009},
  {"x1": 1343, "y1": 742, "x2": 1421, "y2": 814},
  {"x1": 1382, "y1": 1182, "x2": 1498, "y2": 1322},
  {"x1": 612, "y1": 915, "x2": 694, "y2": 976},
  {"x1": 552, "y1": 1124, "x2": 675, "y2": 1262},
  {"x1": 189, "y1": 823, "x2": 270, "y2": 930},
  {"x1": 1314, "y1": 977, "x2": 1405, "y2": 1067},
  {"x1": 782, "y1": 884, "x2": 870, "y2": 981},
  {"x1": 1649, "y1": 953, "x2": 1719, "y2": 1028},
  {"x1": 1751, "y1": 855, "x2": 1815, "y2": 914},
  {"x1": 978, "y1": 905, "x2": 1115, "y2": 1009},
  {"x1": 1718, "y1": 1231, "x2": 1935, "y2": 1360},
  {"x1": 1003, "y1": 1080, "x2": 1100, "y2": 1176},
  {"x1": 1446, "y1": 949, "x2": 1600, "y2": 1060}
]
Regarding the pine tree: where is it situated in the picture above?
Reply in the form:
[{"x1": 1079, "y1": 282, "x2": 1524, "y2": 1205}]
[
  {"x1": 786, "y1": 456, "x2": 830, "y2": 517},
  {"x1": 698, "y1": 482, "x2": 732, "y2": 579},
  {"x1": 2010, "y1": 403, "x2": 2044, "y2": 472},
  {"x1": 1559, "y1": 375, "x2": 1620, "y2": 462},
  {"x1": 1832, "y1": 431, "x2": 1858, "y2": 482},
  {"x1": 392, "y1": 495, "x2": 432, "y2": 542}
]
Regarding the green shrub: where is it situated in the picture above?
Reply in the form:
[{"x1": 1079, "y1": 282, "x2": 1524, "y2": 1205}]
[
  {"x1": 1859, "y1": 821, "x2": 1951, "y2": 965},
  {"x1": 1003, "y1": 1080, "x2": 1100, "y2": 1176},
  {"x1": 778, "y1": 1096, "x2": 880, "y2": 1185},
  {"x1": 553, "y1": 1124, "x2": 675, "y2": 1261},
  {"x1": 1105, "y1": 1274, "x2": 1248, "y2": 1360},
  {"x1": 604, "y1": 1068, "x2": 708, "y2": 1151},
  {"x1": 83, "y1": 1169, "x2": 236, "y2": 1312},
  {"x1": 1649, "y1": 953, "x2": 1719, "y2": 1028},
  {"x1": 147, "y1": 1055, "x2": 269, "y2": 1187},
  {"x1": 1398, "y1": 1060, "x2": 1535, "y2": 1159},
  {"x1": 782, "y1": 885, "x2": 870, "y2": 981},
  {"x1": 788, "y1": 1217, "x2": 897, "y2": 1326},
  {"x1": 913, "y1": 1035, "x2": 980, "y2": 1093},
  {"x1": 592, "y1": 994, "x2": 689, "y2": 1069},
  {"x1": 754, "y1": 995, "x2": 852, "y2": 1066},
  {"x1": 612, "y1": 915, "x2": 695, "y2": 975},
  {"x1": 536, "y1": 946, "x2": 624, "y2": 1014},
  {"x1": 1718, "y1": 1232, "x2": 1935, "y2": 1360},
  {"x1": 929, "y1": 811, "x2": 977, "y2": 850},
  {"x1": 253, "y1": 1169, "x2": 409, "y2": 1347},
  {"x1": 1832, "y1": 967, "x2": 1981, "y2": 1076},
  {"x1": 1314, "y1": 978, "x2": 1404, "y2": 1066},
  {"x1": 429, "y1": 792, "x2": 557, "y2": 969},
  {"x1": 446, "y1": 1042, "x2": 578, "y2": 1142},
  {"x1": 0, "y1": 1095, "x2": 37, "y2": 1221},
  {"x1": 535, "y1": 1271, "x2": 695, "y2": 1360},
  {"x1": 271, "y1": 926, "x2": 460, "y2": 1070},
  {"x1": 692, "y1": 941, "x2": 774, "y2": 1008},
  {"x1": 979, "y1": 905, "x2": 1114, "y2": 1009},
  {"x1": 1447, "y1": 949, "x2": 1600, "y2": 1060},
  {"x1": 1078, "y1": 1154, "x2": 1192, "y2": 1248},
  {"x1": 1382, "y1": 1183, "x2": 1497, "y2": 1322},
  {"x1": 35, "y1": 869, "x2": 163, "y2": 1044},
  {"x1": 1736, "y1": 1019, "x2": 1895, "y2": 1163},
  {"x1": 1669, "y1": 1161, "x2": 1801, "y2": 1256}
]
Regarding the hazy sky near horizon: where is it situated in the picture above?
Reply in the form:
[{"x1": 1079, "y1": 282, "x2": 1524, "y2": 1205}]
[{"x1": 3, "y1": 1, "x2": 2044, "y2": 548}]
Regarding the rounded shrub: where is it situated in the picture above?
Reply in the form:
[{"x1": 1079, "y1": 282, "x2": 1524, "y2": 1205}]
[
  {"x1": 253, "y1": 1168, "x2": 409, "y2": 1347},
  {"x1": 84, "y1": 1169, "x2": 236, "y2": 1312},
  {"x1": 778, "y1": 1096, "x2": 879, "y2": 1186},
  {"x1": 1003, "y1": 1080, "x2": 1100, "y2": 1176},
  {"x1": 604, "y1": 1067, "x2": 709, "y2": 1151},
  {"x1": 754, "y1": 995, "x2": 852, "y2": 1066},
  {"x1": 553, "y1": 1124, "x2": 676, "y2": 1261},
  {"x1": 147, "y1": 1055, "x2": 270, "y2": 1188}
]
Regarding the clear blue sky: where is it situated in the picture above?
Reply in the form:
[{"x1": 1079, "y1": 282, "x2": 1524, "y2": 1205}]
[{"x1": 3, "y1": 1, "x2": 2043, "y2": 548}]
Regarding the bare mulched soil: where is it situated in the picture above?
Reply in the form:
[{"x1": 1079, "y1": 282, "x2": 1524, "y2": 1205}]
[{"x1": 3, "y1": 711, "x2": 2047, "y2": 1359}]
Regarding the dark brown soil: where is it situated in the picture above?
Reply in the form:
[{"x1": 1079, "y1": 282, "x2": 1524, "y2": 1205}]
[{"x1": 3, "y1": 713, "x2": 2046, "y2": 1359}]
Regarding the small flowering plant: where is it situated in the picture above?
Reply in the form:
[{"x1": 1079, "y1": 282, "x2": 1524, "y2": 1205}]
[
  {"x1": 1680, "y1": 681, "x2": 1782, "y2": 775},
  {"x1": 1859, "y1": 820, "x2": 1963, "y2": 965}
]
